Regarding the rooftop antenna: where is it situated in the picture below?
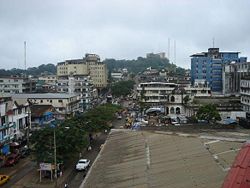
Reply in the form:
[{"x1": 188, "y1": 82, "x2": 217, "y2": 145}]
[
  {"x1": 24, "y1": 41, "x2": 27, "y2": 77},
  {"x1": 168, "y1": 38, "x2": 170, "y2": 63},
  {"x1": 212, "y1": 37, "x2": 215, "y2": 48}
]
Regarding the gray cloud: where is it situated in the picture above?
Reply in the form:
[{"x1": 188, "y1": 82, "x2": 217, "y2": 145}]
[{"x1": 0, "y1": 0, "x2": 249, "y2": 69}]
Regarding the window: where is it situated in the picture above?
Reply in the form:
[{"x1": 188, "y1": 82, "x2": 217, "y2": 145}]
[
  {"x1": 58, "y1": 100, "x2": 63, "y2": 103},
  {"x1": 170, "y1": 96, "x2": 175, "y2": 102},
  {"x1": 40, "y1": 100, "x2": 43, "y2": 103}
]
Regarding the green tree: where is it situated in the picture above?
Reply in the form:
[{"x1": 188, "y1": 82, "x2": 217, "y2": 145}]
[
  {"x1": 183, "y1": 95, "x2": 190, "y2": 104},
  {"x1": 30, "y1": 104, "x2": 121, "y2": 164},
  {"x1": 196, "y1": 104, "x2": 221, "y2": 123},
  {"x1": 111, "y1": 80, "x2": 135, "y2": 97},
  {"x1": 30, "y1": 123, "x2": 87, "y2": 164}
]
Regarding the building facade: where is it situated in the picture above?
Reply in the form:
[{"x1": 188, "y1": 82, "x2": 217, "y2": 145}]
[
  {"x1": 223, "y1": 62, "x2": 250, "y2": 96},
  {"x1": 191, "y1": 48, "x2": 247, "y2": 92},
  {"x1": 57, "y1": 54, "x2": 108, "y2": 89},
  {"x1": 137, "y1": 82, "x2": 211, "y2": 115},
  {"x1": 0, "y1": 77, "x2": 36, "y2": 94},
  {"x1": 241, "y1": 77, "x2": 250, "y2": 113},
  {"x1": 0, "y1": 94, "x2": 31, "y2": 157},
  {"x1": 12, "y1": 93, "x2": 80, "y2": 116},
  {"x1": 57, "y1": 76, "x2": 94, "y2": 111}
]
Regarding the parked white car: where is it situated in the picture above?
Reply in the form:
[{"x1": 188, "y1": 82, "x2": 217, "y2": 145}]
[
  {"x1": 135, "y1": 117, "x2": 148, "y2": 124},
  {"x1": 76, "y1": 159, "x2": 90, "y2": 171}
]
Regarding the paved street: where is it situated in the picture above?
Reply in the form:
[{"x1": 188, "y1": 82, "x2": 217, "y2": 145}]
[
  {"x1": 0, "y1": 157, "x2": 36, "y2": 188},
  {"x1": 67, "y1": 133, "x2": 108, "y2": 188},
  {"x1": 0, "y1": 118, "x2": 125, "y2": 188}
]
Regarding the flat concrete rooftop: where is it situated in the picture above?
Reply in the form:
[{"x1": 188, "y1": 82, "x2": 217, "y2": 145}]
[{"x1": 81, "y1": 129, "x2": 242, "y2": 188}]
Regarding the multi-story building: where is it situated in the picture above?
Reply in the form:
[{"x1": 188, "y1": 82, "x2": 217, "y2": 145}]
[
  {"x1": 191, "y1": 48, "x2": 247, "y2": 93},
  {"x1": 146, "y1": 52, "x2": 166, "y2": 59},
  {"x1": 12, "y1": 93, "x2": 80, "y2": 116},
  {"x1": 57, "y1": 76, "x2": 94, "y2": 111},
  {"x1": 0, "y1": 76, "x2": 36, "y2": 93},
  {"x1": 137, "y1": 82, "x2": 211, "y2": 115},
  {"x1": 0, "y1": 95, "x2": 14, "y2": 146},
  {"x1": 111, "y1": 72, "x2": 123, "y2": 80},
  {"x1": 240, "y1": 77, "x2": 250, "y2": 113},
  {"x1": 0, "y1": 94, "x2": 31, "y2": 156},
  {"x1": 223, "y1": 62, "x2": 250, "y2": 96},
  {"x1": 38, "y1": 75, "x2": 57, "y2": 85},
  {"x1": 37, "y1": 75, "x2": 57, "y2": 92},
  {"x1": 57, "y1": 54, "x2": 108, "y2": 89}
]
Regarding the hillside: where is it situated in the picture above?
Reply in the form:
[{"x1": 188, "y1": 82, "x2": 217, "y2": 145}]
[{"x1": 103, "y1": 56, "x2": 186, "y2": 75}]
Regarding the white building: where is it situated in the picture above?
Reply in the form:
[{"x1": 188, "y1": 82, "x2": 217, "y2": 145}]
[
  {"x1": 38, "y1": 75, "x2": 57, "y2": 85},
  {"x1": 111, "y1": 72, "x2": 123, "y2": 80},
  {"x1": 0, "y1": 94, "x2": 30, "y2": 147},
  {"x1": 241, "y1": 77, "x2": 250, "y2": 113},
  {"x1": 12, "y1": 93, "x2": 80, "y2": 115},
  {"x1": 137, "y1": 82, "x2": 211, "y2": 115},
  {"x1": 0, "y1": 76, "x2": 36, "y2": 93},
  {"x1": 57, "y1": 76, "x2": 94, "y2": 111}
]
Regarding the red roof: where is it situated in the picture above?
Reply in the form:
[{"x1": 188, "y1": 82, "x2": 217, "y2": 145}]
[{"x1": 221, "y1": 142, "x2": 250, "y2": 188}]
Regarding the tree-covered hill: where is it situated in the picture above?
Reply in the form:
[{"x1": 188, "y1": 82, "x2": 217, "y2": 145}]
[
  {"x1": 0, "y1": 56, "x2": 186, "y2": 77},
  {"x1": 103, "y1": 56, "x2": 186, "y2": 75},
  {"x1": 0, "y1": 64, "x2": 57, "y2": 77}
]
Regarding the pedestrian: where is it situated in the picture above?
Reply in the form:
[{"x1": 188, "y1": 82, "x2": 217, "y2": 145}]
[
  {"x1": 65, "y1": 183, "x2": 69, "y2": 188},
  {"x1": 88, "y1": 145, "x2": 92, "y2": 151}
]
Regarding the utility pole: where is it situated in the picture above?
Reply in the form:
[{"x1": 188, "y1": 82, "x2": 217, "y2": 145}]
[{"x1": 54, "y1": 128, "x2": 57, "y2": 188}]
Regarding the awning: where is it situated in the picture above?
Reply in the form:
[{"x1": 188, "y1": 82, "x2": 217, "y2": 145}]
[{"x1": 10, "y1": 142, "x2": 20, "y2": 147}]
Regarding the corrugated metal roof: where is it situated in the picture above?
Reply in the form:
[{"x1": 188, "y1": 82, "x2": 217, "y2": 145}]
[
  {"x1": 11, "y1": 93, "x2": 77, "y2": 99},
  {"x1": 222, "y1": 143, "x2": 250, "y2": 188},
  {"x1": 81, "y1": 130, "x2": 227, "y2": 188}
]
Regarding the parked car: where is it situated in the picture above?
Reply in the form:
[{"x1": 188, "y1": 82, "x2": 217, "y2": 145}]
[
  {"x1": 4, "y1": 153, "x2": 20, "y2": 167},
  {"x1": 0, "y1": 175, "x2": 10, "y2": 186},
  {"x1": 76, "y1": 159, "x2": 90, "y2": 171}
]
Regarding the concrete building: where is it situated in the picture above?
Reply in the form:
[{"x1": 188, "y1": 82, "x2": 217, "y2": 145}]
[
  {"x1": 111, "y1": 72, "x2": 123, "y2": 80},
  {"x1": 57, "y1": 54, "x2": 108, "y2": 89},
  {"x1": 137, "y1": 82, "x2": 211, "y2": 115},
  {"x1": 146, "y1": 52, "x2": 166, "y2": 59},
  {"x1": 223, "y1": 61, "x2": 250, "y2": 96},
  {"x1": 0, "y1": 95, "x2": 15, "y2": 146},
  {"x1": 240, "y1": 77, "x2": 250, "y2": 113},
  {"x1": 184, "y1": 96, "x2": 244, "y2": 119},
  {"x1": 38, "y1": 75, "x2": 57, "y2": 85},
  {"x1": 0, "y1": 94, "x2": 31, "y2": 156},
  {"x1": 0, "y1": 76, "x2": 36, "y2": 94},
  {"x1": 191, "y1": 48, "x2": 247, "y2": 93},
  {"x1": 11, "y1": 93, "x2": 80, "y2": 116},
  {"x1": 57, "y1": 76, "x2": 94, "y2": 111}
]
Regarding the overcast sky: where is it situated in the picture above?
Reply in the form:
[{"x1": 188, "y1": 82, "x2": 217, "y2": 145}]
[{"x1": 0, "y1": 0, "x2": 249, "y2": 70}]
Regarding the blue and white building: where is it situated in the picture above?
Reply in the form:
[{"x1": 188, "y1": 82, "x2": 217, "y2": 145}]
[{"x1": 191, "y1": 48, "x2": 247, "y2": 92}]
